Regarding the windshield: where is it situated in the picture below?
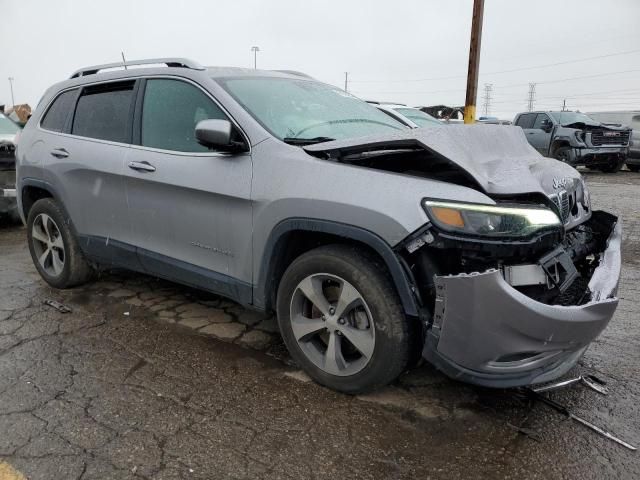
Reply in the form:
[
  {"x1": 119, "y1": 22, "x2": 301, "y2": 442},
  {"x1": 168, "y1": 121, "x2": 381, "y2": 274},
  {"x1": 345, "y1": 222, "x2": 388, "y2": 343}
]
[
  {"x1": 0, "y1": 114, "x2": 20, "y2": 136},
  {"x1": 219, "y1": 77, "x2": 405, "y2": 142},
  {"x1": 550, "y1": 111, "x2": 598, "y2": 126},
  {"x1": 394, "y1": 107, "x2": 442, "y2": 127}
]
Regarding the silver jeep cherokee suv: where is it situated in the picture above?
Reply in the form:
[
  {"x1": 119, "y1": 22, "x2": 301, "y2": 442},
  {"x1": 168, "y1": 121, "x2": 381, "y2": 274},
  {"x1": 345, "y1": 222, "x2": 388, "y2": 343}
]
[{"x1": 16, "y1": 58, "x2": 622, "y2": 393}]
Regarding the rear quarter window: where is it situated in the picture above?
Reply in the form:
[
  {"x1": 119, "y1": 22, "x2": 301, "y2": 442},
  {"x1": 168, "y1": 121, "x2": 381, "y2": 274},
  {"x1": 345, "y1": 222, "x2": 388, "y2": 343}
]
[
  {"x1": 40, "y1": 89, "x2": 78, "y2": 133},
  {"x1": 72, "y1": 81, "x2": 135, "y2": 143}
]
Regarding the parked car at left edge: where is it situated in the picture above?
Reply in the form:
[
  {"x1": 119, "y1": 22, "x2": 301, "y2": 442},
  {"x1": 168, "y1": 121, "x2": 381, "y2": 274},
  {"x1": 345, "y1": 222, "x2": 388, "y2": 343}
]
[{"x1": 0, "y1": 112, "x2": 20, "y2": 221}]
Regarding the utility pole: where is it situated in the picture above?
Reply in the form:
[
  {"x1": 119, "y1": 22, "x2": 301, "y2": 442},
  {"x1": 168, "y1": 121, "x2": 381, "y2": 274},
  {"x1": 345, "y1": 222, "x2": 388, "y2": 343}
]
[
  {"x1": 562, "y1": 99, "x2": 567, "y2": 111},
  {"x1": 482, "y1": 83, "x2": 493, "y2": 117},
  {"x1": 464, "y1": 0, "x2": 485, "y2": 124},
  {"x1": 251, "y1": 46, "x2": 260, "y2": 69},
  {"x1": 527, "y1": 83, "x2": 536, "y2": 112},
  {"x1": 8, "y1": 77, "x2": 15, "y2": 107},
  {"x1": 344, "y1": 72, "x2": 349, "y2": 92}
]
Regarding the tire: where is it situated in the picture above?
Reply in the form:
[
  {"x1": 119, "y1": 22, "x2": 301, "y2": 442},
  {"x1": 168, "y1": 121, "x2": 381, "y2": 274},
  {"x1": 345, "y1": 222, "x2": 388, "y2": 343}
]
[
  {"x1": 552, "y1": 146, "x2": 572, "y2": 164},
  {"x1": 27, "y1": 198, "x2": 94, "y2": 289},
  {"x1": 599, "y1": 156, "x2": 625, "y2": 173},
  {"x1": 627, "y1": 164, "x2": 640, "y2": 172},
  {"x1": 276, "y1": 244, "x2": 410, "y2": 394}
]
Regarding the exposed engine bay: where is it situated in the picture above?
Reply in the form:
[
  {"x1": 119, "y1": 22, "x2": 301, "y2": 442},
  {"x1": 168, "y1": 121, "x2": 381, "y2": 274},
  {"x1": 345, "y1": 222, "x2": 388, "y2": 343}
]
[{"x1": 402, "y1": 211, "x2": 617, "y2": 310}]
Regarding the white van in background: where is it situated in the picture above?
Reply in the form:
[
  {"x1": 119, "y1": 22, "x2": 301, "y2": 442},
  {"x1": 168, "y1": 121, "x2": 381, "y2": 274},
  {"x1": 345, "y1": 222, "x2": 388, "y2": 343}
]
[{"x1": 588, "y1": 111, "x2": 640, "y2": 172}]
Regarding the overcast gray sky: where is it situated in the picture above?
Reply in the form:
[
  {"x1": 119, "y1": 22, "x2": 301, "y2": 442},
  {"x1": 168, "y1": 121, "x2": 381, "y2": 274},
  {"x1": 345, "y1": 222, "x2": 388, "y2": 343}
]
[{"x1": 2, "y1": 0, "x2": 639, "y2": 119}]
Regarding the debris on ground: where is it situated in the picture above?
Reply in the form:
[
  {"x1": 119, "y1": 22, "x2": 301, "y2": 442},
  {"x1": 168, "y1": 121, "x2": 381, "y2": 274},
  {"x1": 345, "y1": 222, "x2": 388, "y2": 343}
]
[{"x1": 43, "y1": 299, "x2": 72, "y2": 313}]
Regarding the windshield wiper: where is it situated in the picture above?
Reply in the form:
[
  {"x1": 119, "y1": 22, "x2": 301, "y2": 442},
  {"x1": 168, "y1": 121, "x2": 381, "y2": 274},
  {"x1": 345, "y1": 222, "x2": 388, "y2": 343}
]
[{"x1": 282, "y1": 136, "x2": 335, "y2": 146}]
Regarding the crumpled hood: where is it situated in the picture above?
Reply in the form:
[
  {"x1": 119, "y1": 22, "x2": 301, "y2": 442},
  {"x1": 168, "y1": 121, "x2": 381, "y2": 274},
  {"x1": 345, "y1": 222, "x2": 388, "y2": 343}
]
[{"x1": 304, "y1": 125, "x2": 580, "y2": 196}]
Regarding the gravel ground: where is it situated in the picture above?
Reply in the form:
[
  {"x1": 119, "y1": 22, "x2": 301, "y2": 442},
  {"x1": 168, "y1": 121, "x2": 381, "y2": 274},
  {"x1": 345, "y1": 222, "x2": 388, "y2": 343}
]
[{"x1": 0, "y1": 169, "x2": 638, "y2": 479}]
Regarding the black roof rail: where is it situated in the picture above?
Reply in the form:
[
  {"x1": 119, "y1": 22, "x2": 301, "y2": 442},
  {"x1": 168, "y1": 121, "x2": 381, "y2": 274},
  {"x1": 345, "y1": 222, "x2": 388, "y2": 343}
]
[{"x1": 69, "y1": 58, "x2": 205, "y2": 79}]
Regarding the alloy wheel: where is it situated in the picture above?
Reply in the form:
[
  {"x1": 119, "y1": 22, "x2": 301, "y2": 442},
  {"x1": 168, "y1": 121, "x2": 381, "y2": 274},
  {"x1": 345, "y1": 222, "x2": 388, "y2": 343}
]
[
  {"x1": 289, "y1": 273, "x2": 375, "y2": 376},
  {"x1": 31, "y1": 213, "x2": 66, "y2": 277}
]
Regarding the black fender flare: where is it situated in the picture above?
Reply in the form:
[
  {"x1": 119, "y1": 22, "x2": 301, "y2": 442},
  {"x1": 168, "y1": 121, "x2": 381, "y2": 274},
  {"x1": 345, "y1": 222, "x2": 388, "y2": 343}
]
[
  {"x1": 254, "y1": 218, "x2": 419, "y2": 317},
  {"x1": 19, "y1": 178, "x2": 73, "y2": 226}
]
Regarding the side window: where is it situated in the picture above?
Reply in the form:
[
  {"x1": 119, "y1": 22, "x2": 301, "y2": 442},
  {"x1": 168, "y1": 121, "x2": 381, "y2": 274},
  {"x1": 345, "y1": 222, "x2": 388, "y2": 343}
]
[
  {"x1": 532, "y1": 113, "x2": 550, "y2": 130},
  {"x1": 40, "y1": 89, "x2": 78, "y2": 133},
  {"x1": 141, "y1": 79, "x2": 228, "y2": 152},
  {"x1": 516, "y1": 113, "x2": 535, "y2": 129},
  {"x1": 72, "y1": 81, "x2": 135, "y2": 143}
]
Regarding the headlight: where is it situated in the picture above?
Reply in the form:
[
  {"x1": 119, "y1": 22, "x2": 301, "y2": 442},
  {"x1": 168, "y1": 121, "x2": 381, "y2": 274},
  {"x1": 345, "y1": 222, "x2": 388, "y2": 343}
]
[{"x1": 423, "y1": 200, "x2": 562, "y2": 238}]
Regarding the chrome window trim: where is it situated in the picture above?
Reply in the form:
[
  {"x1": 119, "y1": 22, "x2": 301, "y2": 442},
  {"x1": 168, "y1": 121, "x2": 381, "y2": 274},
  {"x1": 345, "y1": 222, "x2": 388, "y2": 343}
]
[{"x1": 36, "y1": 73, "x2": 252, "y2": 155}]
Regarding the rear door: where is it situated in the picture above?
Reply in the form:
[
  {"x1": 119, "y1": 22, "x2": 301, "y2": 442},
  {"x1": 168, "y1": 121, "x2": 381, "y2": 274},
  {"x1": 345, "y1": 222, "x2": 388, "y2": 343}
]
[
  {"x1": 528, "y1": 113, "x2": 553, "y2": 155},
  {"x1": 124, "y1": 77, "x2": 253, "y2": 297},
  {"x1": 39, "y1": 81, "x2": 135, "y2": 254}
]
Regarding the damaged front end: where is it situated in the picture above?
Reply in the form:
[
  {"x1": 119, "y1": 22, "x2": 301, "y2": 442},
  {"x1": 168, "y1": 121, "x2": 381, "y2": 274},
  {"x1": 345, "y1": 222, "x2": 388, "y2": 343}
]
[
  {"x1": 405, "y1": 210, "x2": 621, "y2": 387},
  {"x1": 304, "y1": 125, "x2": 622, "y2": 388}
]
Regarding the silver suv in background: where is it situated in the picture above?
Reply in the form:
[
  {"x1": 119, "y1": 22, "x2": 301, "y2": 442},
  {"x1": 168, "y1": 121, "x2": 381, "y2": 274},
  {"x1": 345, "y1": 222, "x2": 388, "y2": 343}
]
[
  {"x1": 514, "y1": 111, "x2": 631, "y2": 172},
  {"x1": 368, "y1": 102, "x2": 443, "y2": 128},
  {"x1": 17, "y1": 58, "x2": 622, "y2": 393},
  {"x1": 587, "y1": 111, "x2": 640, "y2": 172}
]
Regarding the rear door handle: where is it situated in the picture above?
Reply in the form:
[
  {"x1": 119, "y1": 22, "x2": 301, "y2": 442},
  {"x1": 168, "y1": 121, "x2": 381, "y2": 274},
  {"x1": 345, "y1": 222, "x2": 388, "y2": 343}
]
[
  {"x1": 50, "y1": 148, "x2": 69, "y2": 158},
  {"x1": 128, "y1": 161, "x2": 156, "y2": 173}
]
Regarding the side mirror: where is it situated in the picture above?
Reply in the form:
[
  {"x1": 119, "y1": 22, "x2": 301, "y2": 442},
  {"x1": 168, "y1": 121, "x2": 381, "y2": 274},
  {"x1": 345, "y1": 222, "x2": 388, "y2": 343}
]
[
  {"x1": 195, "y1": 119, "x2": 247, "y2": 152},
  {"x1": 540, "y1": 119, "x2": 552, "y2": 133}
]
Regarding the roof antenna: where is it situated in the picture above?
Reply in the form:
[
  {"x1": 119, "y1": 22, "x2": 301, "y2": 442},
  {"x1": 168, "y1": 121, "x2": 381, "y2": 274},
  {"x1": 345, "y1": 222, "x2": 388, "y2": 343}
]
[{"x1": 121, "y1": 52, "x2": 128, "y2": 70}]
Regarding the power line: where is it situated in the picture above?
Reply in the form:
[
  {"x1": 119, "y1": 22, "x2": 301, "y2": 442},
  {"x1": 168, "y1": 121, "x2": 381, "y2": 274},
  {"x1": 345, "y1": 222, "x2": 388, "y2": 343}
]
[
  {"x1": 350, "y1": 48, "x2": 640, "y2": 84},
  {"x1": 350, "y1": 69, "x2": 640, "y2": 96}
]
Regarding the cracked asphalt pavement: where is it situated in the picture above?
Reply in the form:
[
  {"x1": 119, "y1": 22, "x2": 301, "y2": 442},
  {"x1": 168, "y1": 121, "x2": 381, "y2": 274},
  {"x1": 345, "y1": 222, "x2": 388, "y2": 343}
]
[{"x1": 0, "y1": 170, "x2": 639, "y2": 479}]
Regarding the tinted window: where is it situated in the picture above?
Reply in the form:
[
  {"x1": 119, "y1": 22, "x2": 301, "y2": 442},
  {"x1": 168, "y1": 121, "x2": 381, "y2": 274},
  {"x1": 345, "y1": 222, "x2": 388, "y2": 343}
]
[
  {"x1": 141, "y1": 79, "x2": 227, "y2": 152},
  {"x1": 532, "y1": 113, "x2": 550, "y2": 130},
  {"x1": 516, "y1": 113, "x2": 536, "y2": 129},
  {"x1": 72, "y1": 81, "x2": 135, "y2": 143},
  {"x1": 41, "y1": 89, "x2": 77, "y2": 133}
]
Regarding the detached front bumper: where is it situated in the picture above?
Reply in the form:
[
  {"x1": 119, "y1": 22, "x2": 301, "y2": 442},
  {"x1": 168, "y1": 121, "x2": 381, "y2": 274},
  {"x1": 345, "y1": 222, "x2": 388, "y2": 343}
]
[{"x1": 423, "y1": 213, "x2": 621, "y2": 388}]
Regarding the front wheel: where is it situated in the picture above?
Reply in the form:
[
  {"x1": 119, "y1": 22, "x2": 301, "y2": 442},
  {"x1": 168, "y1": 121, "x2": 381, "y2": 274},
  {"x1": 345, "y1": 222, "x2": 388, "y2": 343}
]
[
  {"x1": 552, "y1": 146, "x2": 572, "y2": 164},
  {"x1": 276, "y1": 245, "x2": 411, "y2": 394}
]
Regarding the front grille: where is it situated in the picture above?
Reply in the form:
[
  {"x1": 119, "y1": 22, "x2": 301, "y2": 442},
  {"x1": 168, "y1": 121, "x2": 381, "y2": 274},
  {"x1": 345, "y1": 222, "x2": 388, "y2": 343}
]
[
  {"x1": 0, "y1": 142, "x2": 15, "y2": 159},
  {"x1": 591, "y1": 130, "x2": 630, "y2": 146},
  {"x1": 550, "y1": 190, "x2": 571, "y2": 224}
]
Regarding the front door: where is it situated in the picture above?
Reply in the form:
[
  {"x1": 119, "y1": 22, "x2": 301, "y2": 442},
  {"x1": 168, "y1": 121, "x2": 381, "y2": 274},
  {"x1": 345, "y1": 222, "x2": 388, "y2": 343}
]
[
  {"x1": 528, "y1": 113, "x2": 553, "y2": 155},
  {"x1": 124, "y1": 78, "x2": 253, "y2": 299}
]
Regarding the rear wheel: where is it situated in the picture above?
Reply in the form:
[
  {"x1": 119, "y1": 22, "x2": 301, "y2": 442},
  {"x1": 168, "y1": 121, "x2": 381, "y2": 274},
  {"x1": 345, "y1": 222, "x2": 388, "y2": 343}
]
[
  {"x1": 599, "y1": 156, "x2": 625, "y2": 173},
  {"x1": 626, "y1": 164, "x2": 640, "y2": 172},
  {"x1": 276, "y1": 245, "x2": 410, "y2": 394},
  {"x1": 27, "y1": 198, "x2": 94, "y2": 288}
]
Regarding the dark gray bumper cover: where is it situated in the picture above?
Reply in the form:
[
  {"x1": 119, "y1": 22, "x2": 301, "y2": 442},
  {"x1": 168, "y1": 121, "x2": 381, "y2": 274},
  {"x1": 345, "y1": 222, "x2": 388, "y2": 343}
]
[{"x1": 423, "y1": 217, "x2": 622, "y2": 388}]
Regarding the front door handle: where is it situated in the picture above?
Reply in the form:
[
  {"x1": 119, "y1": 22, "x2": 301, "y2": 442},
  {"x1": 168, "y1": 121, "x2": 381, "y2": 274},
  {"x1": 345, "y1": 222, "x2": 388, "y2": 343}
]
[
  {"x1": 50, "y1": 148, "x2": 69, "y2": 159},
  {"x1": 128, "y1": 161, "x2": 156, "y2": 173}
]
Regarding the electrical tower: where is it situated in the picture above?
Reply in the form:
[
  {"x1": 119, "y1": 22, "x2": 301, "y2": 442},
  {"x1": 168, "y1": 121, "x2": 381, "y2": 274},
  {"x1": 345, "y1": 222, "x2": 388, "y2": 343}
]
[
  {"x1": 527, "y1": 83, "x2": 536, "y2": 112},
  {"x1": 482, "y1": 83, "x2": 493, "y2": 117}
]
